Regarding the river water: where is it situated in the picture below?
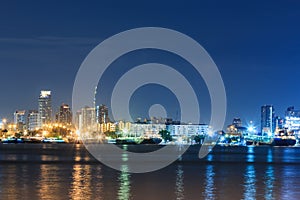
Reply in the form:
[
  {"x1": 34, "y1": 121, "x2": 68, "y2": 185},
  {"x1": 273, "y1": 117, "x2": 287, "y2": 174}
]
[{"x1": 0, "y1": 144, "x2": 300, "y2": 200}]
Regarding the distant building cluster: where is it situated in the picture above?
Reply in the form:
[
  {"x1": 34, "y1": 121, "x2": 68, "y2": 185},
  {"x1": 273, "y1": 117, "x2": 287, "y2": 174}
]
[
  {"x1": 225, "y1": 105, "x2": 300, "y2": 138},
  {"x1": 7, "y1": 90, "x2": 300, "y2": 141},
  {"x1": 0, "y1": 88, "x2": 210, "y2": 140},
  {"x1": 75, "y1": 104, "x2": 210, "y2": 139},
  {"x1": 1, "y1": 90, "x2": 73, "y2": 134},
  {"x1": 260, "y1": 105, "x2": 300, "y2": 136}
]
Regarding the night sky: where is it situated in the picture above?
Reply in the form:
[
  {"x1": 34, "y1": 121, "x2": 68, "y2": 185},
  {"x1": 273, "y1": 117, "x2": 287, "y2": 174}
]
[{"x1": 1, "y1": 0, "x2": 300, "y2": 128}]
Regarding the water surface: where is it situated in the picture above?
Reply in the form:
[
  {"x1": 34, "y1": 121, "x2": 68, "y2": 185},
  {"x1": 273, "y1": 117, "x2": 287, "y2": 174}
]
[{"x1": 0, "y1": 144, "x2": 300, "y2": 200}]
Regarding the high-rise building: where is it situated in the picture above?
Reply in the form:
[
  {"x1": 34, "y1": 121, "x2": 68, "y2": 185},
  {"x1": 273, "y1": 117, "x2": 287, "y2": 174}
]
[
  {"x1": 96, "y1": 104, "x2": 110, "y2": 124},
  {"x1": 27, "y1": 110, "x2": 40, "y2": 131},
  {"x1": 75, "y1": 110, "x2": 82, "y2": 130},
  {"x1": 261, "y1": 105, "x2": 275, "y2": 135},
  {"x1": 55, "y1": 103, "x2": 72, "y2": 124},
  {"x1": 38, "y1": 90, "x2": 52, "y2": 126},
  {"x1": 14, "y1": 110, "x2": 26, "y2": 131},
  {"x1": 77, "y1": 106, "x2": 96, "y2": 132}
]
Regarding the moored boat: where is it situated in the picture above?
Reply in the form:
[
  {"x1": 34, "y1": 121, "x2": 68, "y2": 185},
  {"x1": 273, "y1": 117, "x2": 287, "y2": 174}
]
[{"x1": 271, "y1": 136, "x2": 296, "y2": 146}]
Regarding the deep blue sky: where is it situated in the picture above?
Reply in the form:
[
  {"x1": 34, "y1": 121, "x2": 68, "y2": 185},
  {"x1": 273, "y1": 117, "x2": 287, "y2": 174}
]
[{"x1": 1, "y1": 0, "x2": 300, "y2": 128}]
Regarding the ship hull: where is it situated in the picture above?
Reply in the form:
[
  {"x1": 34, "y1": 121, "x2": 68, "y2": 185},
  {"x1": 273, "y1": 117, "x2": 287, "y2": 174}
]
[{"x1": 271, "y1": 138, "x2": 296, "y2": 146}]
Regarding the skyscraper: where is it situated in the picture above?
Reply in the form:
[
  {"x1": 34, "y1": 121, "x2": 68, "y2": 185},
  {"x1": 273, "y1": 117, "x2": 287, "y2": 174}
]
[
  {"x1": 38, "y1": 90, "x2": 52, "y2": 126},
  {"x1": 55, "y1": 103, "x2": 72, "y2": 125},
  {"x1": 77, "y1": 106, "x2": 96, "y2": 132},
  {"x1": 261, "y1": 105, "x2": 275, "y2": 135},
  {"x1": 14, "y1": 110, "x2": 26, "y2": 131},
  {"x1": 96, "y1": 104, "x2": 110, "y2": 124},
  {"x1": 27, "y1": 110, "x2": 40, "y2": 131}
]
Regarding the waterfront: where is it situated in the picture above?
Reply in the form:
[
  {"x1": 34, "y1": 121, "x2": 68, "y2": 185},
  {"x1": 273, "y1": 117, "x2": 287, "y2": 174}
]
[{"x1": 0, "y1": 144, "x2": 300, "y2": 199}]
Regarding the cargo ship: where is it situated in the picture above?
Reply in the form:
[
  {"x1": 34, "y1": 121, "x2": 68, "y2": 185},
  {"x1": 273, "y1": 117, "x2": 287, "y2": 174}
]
[
  {"x1": 245, "y1": 130, "x2": 296, "y2": 146},
  {"x1": 272, "y1": 136, "x2": 296, "y2": 146}
]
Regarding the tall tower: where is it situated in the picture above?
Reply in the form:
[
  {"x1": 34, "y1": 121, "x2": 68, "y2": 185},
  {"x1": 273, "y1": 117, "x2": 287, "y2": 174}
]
[
  {"x1": 261, "y1": 105, "x2": 275, "y2": 135},
  {"x1": 94, "y1": 86, "x2": 97, "y2": 112},
  {"x1": 38, "y1": 90, "x2": 52, "y2": 126},
  {"x1": 27, "y1": 110, "x2": 40, "y2": 131},
  {"x1": 55, "y1": 103, "x2": 72, "y2": 124},
  {"x1": 80, "y1": 106, "x2": 96, "y2": 132}
]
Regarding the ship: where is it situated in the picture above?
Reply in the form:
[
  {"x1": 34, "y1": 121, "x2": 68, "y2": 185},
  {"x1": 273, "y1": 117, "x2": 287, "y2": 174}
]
[
  {"x1": 272, "y1": 129, "x2": 296, "y2": 146},
  {"x1": 272, "y1": 136, "x2": 296, "y2": 146},
  {"x1": 245, "y1": 129, "x2": 296, "y2": 146}
]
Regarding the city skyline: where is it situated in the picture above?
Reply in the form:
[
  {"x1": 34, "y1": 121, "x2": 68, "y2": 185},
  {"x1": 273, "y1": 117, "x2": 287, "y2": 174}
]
[
  {"x1": 2, "y1": 88, "x2": 300, "y2": 130},
  {"x1": 3, "y1": 88, "x2": 300, "y2": 135}
]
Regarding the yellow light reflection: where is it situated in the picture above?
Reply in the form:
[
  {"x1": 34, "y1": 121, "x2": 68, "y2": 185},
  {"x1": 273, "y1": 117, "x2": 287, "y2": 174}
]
[{"x1": 69, "y1": 165, "x2": 92, "y2": 200}]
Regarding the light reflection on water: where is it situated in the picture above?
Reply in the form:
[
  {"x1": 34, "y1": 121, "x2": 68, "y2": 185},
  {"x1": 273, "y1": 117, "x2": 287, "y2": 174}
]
[
  {"x1": 69, "y1": 165, "x2": 93, "y2": 200},
  {"x1": 37, "y1": 164, "x2": 69, "y2": 199},
  {"x1": 1, "y1": 145, "x2": 300, "y2": 199},
  {"x1": 247, "y1": 146, "x2": 255, "y2": 162},
  {"x1": 280, "y1": 165, "x2": 300, "y2": 199},
  {"x1": 264, "y1": 165, "x2": 275, "y2": 200},
  {"x1": 175, "y1": 164, "x2": 184, "y2": 200},
  {"x1": 70, "y1": 147, "x2": 91, "y2": 199},
  {"x1": 243, "y1": 165, "x2": 256, "y2": 200},
  {"x1": 206, "y1": 153, "x2": 213, "y2": 162},
  {"x1": 267, "y1": 148, "x2": 273, "y2": 163},
  {"x1": 118, "y1": 147, "x2": 131, "y2": 200},
  {"x1": 118, "y1": 165, "x2": 131, "y2": 200},
  {"x1": 203, "y1": 165, "x2": 215, "y2": 200}
]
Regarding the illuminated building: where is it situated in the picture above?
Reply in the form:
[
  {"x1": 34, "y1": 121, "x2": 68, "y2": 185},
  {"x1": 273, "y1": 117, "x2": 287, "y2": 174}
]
[
  {"x1": 227, "y1": 118, "x2": 247, "y2": 136},
  {"x1": 261, "y1": 105, "x2": 275, "y2": 135},
  {"x1": 284, "y1": 106, "x2": 300, "y2": 134},
  {"x1": 99, "y1": 122, "x2": 116, "y2": 133},
  {"x1": 75, "y1": 110, "x2": 82, "y2": 130},
  {"x1": 38, "y1": 90, "x2": 52, "y2": 126},
  {"x1": 130, "y1": 123, "x2": 166, "y2": 137},
  {"x1": 27, "y1": 110, "x2": 40, "y2": 131},
  {"x1": 77, "y1": 106, "x2": 96, "y2": 132},
  {"x1": 55, "y1": 103, "x2": 72, "y2": 124},
  {"x1": 14, "y1": 110, "x2": 26, "y2": 131},
  {"x1": 116, "y1": 120, "x2": 208, "y2": 138},
  {"x1": 117, "y1": 121, "x2": 131, "y2": 132},
  {"x1": 1, "y1": 118, "x2": 7, "y2": 130},
  {"x1": 167, "y1": 124, "x2": 209, "y2": 137},
  {"x1": 96, "y1": 104, "x2": 110, "y2": 124}
]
